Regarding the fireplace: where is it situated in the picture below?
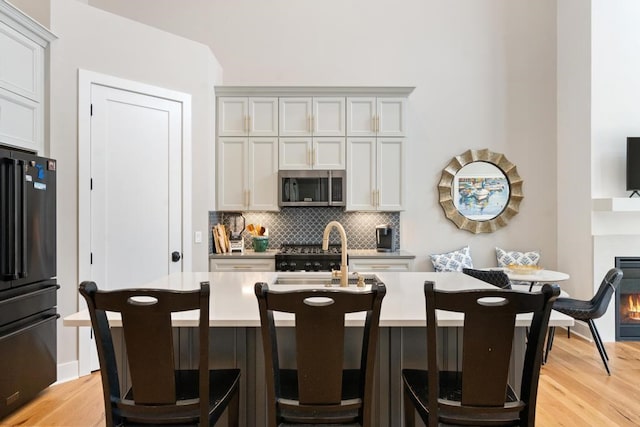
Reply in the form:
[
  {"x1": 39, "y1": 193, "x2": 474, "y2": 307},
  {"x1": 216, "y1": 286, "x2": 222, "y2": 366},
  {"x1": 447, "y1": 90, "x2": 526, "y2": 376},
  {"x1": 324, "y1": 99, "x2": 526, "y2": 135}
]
[{"x1": 615, "y1": 257, "x2": 640, "y2": 341}]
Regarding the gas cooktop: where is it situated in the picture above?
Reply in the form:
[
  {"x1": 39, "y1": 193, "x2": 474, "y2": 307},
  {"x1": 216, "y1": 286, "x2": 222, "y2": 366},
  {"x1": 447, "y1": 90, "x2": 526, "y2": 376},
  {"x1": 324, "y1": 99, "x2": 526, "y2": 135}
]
[
  {"x1": 275, "y1": 244, "x2": 345, "y2": 272},
  {"x1": 277, "y1": 244, "x2": 342, "y2": 255}
]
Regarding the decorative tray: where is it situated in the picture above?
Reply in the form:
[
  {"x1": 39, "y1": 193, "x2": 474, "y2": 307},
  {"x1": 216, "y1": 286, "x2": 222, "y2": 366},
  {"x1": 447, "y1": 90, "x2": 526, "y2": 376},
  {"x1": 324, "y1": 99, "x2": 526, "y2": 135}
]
[{"x1": 506, "y1": 264, "x2": 542, "y2": 275}]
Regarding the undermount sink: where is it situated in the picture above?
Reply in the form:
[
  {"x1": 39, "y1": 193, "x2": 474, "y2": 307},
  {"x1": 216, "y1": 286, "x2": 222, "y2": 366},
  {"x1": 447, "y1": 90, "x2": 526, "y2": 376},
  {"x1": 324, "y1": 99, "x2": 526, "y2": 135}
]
[{"x1": 272, "y1": 273, "x2": 382, "y2": 287}]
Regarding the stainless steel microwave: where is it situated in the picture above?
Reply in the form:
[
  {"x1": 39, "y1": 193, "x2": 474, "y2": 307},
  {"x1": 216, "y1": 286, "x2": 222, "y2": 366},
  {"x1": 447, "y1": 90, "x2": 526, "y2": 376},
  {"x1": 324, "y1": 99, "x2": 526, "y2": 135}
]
[{"x1": 278, "y1": 170, "x2": 346, "y2": 207}]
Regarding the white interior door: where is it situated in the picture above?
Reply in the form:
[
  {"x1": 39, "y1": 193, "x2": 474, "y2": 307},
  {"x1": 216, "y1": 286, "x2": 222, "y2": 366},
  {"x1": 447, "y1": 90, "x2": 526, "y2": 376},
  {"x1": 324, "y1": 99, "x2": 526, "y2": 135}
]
[
  {"x1": 90, "y1": 84, "x2": 183, "y2": 290},
  {"x1": 77, "y1": 71, "x2": 191, "y2": 377}
]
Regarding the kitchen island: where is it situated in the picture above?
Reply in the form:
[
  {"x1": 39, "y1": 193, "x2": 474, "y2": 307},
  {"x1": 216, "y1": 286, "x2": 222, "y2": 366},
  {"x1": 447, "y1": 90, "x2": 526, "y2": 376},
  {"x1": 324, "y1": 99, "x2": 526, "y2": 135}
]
[{"x1": 64, "y1": 271, "x2": 573, "y2": 426}]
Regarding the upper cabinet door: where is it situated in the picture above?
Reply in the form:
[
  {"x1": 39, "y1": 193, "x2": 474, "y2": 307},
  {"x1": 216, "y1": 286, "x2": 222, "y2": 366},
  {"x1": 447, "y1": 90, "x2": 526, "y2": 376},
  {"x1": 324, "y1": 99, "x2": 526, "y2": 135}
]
[
  {"x1": 279, "y1": 97, "x2": 312, "y2": 136},
  {"x1": 314, "y1": 137, "x2": 346, "y2": 170},
  {"x1": 377, "y1": 137, "x2": 405, "y2": 211},
  {"x1": 248, "y1": 97, "x2": 278, "y2": 136},
  {"x1": 346, "y1": 137, "x2": 377, "y2": 211},
  {"x1": 248, "y1": 137, "x2": 279, "y2": 211},
  {"x1": 346, "y1": 97, "x2": 376, "y2": 137},
  {"x1": 217, "y1": 137, "x2": 248, "y2": 210},
  {"x1": 219, "y1": 97, "x2": 278, "y2": 136},
  {"x1": 218, "y1": 97, "x2": 248, "y2": 136},
  {"x1": 347, "y1": 97, "x2": 407, "y2": 137},
  {"x1": 279, "y1": 137, "x2": 313, "y2": 170},
  {"x1": 0, "y1": 88, "x2": 41, "y2": 153},
  {"x1": 0, "y1": 21, "x2": 42, "y2": 102},
  {"x1": 377, "y1": 98, "x2": 407, "y2": 137},
  {"x1": 313, "y1": 97, "x2": 345, "y2": 136}
]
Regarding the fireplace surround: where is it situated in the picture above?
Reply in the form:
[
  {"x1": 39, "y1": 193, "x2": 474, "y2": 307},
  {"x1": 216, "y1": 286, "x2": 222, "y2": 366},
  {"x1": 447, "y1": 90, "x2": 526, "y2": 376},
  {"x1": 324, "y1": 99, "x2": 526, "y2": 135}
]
[{"x1": 615, "y1": 257, "x2": 640, "y2": 341}]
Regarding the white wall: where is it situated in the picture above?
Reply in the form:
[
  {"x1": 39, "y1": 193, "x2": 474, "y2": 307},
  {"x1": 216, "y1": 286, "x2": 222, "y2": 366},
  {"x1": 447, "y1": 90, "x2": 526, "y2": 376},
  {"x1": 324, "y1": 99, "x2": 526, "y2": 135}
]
[
  {"x1": 590, "y1": 0, "x2": 640, "y2": 340},
  {"x1": 556, "y1": 0, "x2": 592, "y2": 301},
  {"x1": 592, "y1": 0, "x2": 640, "y2": 198},
  {"x1": 90, "y1": 0, "x2": 559, "y2": 272},
  {"x1": 40, "y1": 0, "x2": 222, "y2": 375},
  {"x1": 8, "y1": 0, "x2": 50, "y2": 28}
]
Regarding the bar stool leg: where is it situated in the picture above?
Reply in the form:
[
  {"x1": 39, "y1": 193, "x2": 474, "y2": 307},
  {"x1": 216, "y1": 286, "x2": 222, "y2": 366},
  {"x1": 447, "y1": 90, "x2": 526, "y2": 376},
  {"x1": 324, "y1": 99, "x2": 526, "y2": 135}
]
[{"x1": 544, "y1": 327, "x2": 555, "y2": 364}]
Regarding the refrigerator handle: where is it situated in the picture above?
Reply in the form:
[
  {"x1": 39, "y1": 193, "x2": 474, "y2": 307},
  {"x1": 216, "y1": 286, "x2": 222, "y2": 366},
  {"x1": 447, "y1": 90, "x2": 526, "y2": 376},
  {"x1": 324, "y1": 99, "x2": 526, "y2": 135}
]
[
  {"x1": 18, "y1": 160, "x2": 27, "y2": 279},
  {"x1": 0, "y1": 158, "x2": 15, "y2": 280},
  {"x1": 9, "y1": 160, "x2": 21, "y2": 279},
  {"x1": 9, "y1": 159, "x2": 20, "y2": 280}
]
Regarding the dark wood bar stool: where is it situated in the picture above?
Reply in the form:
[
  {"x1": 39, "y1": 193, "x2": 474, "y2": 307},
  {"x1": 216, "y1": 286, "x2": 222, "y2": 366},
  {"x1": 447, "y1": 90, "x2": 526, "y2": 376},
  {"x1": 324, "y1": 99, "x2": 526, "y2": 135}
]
[
  {"x1": 254, "y1": 282, "x2": 386, "y2": 426},
  {"x1": 79, "y1": 281, "x2": 240, "y2": 427},
  {"x1": 403, "y1": 281, "x2": 559, "y2": 426}
]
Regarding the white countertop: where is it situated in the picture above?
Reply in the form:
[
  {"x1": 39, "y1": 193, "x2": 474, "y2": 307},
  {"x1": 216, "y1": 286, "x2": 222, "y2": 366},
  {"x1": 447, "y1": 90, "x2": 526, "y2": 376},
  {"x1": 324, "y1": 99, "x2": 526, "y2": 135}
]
[{"x1": 63, "y1": 271, "x2": 573, "y2": 328}]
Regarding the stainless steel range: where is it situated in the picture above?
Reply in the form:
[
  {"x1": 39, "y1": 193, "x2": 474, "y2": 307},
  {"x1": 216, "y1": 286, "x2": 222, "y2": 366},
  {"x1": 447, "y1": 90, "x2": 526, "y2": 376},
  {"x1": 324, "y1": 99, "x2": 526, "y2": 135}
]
[{"x1": 275, "y1": 244, "x2": 346, "y2": 272}]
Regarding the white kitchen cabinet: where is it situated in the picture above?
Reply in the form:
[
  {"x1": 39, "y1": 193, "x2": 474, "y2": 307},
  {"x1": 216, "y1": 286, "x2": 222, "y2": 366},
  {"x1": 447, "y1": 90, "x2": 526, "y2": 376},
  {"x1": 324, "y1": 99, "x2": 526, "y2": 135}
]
[
  {"x1": 346, "y1": 97, "x2": 407, "y2": 137},
  {"x1": 279, "y1": 97, "x2": 345, "y2": 137},
  {"x1": 0, "y1": 7, "x2": 55, "y2": 154},
  {"x1": 0, "y1": 88, "x2": 41, "y2": 151},
  {"x1": 209, "y1": 257, "x2": 275, "y2": 272},
  {"x1": 217, "y1": 137, "x2": 279, "y2": 211},
  {"x1": 217, "y1": 97, "x2": 278, "y2": 137},
  {"x1": 346, "y1": 137, "x2": 405, "y2": 211},
  {"x1": 279, "y1": 137, "x2": 346, "y2": 170},
  {"x1": 349, "y1": 258, "x2": 414, "y2": 272}
]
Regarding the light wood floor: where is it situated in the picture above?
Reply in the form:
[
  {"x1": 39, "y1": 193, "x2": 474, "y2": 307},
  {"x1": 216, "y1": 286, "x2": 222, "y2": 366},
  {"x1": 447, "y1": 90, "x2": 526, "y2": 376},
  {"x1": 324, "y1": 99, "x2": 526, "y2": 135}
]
[{"x1": 1, "y1": 332, "x2": 639, "y2": 426}]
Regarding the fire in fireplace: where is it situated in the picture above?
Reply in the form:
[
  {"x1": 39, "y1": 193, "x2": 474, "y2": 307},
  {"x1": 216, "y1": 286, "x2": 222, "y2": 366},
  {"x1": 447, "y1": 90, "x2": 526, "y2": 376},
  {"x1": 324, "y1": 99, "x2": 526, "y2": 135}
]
[
  {"x1": 615, "y1": 257, "x2": 640, "y2": 341},
  {"x1": 621, "y1": 294, "x2": 640, "y2": 321}
]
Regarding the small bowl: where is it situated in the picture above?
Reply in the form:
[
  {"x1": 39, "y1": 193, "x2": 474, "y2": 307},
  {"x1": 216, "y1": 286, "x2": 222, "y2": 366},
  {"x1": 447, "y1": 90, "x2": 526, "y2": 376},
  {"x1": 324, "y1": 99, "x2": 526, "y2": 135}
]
[
  {"x1": 252, "y1": 236, "x2": 269, "y2": 252},
  {"x1": 506, "y1": 264, "x2": 542, "y2": 275}
]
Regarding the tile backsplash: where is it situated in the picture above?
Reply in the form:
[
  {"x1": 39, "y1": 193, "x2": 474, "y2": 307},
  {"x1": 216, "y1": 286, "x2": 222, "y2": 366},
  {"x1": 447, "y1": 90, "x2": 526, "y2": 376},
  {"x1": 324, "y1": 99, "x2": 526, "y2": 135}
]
[{"x1": 209, "y1": 208, "x2": 400, "y2": 253}]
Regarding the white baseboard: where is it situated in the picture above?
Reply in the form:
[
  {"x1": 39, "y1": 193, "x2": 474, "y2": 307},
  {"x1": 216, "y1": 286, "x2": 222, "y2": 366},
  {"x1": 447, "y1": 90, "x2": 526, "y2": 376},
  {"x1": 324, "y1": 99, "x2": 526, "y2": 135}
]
[
  {"x1": 55, "y1": 360, "x2": 79, "y2": 385},
  {"x1": 558, "y1": 322, "x2": 593, "y2": 342}
]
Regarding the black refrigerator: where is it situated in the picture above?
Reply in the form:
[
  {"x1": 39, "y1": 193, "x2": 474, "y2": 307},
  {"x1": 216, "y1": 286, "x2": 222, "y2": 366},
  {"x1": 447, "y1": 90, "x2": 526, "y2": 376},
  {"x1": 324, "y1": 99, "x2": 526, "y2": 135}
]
[{"x1": 0, "y1": 147, "x2": 58, "y2": 419}]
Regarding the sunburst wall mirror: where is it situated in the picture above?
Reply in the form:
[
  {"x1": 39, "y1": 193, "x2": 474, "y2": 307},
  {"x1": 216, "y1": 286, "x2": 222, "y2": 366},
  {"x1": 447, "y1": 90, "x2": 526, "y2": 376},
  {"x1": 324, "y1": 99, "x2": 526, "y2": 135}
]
[{"x1": 438, "y1": 149, "x2": 523, "y2": 233}]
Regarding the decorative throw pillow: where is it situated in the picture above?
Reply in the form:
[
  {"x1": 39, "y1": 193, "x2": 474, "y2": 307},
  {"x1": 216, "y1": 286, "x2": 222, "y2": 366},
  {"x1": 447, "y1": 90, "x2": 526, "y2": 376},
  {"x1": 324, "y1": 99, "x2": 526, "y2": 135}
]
[
  {"x1": 430, "y1": 246, "x2": 473, "y2": 272},
  {"x1": 495, "y1": 247, "x2": 540, "y2": 267}
]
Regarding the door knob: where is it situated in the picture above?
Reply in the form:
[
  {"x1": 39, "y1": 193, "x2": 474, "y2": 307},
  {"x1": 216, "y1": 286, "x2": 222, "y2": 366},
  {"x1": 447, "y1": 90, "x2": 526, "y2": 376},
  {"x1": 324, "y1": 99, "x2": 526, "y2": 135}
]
[{"x1": 171, "y1": 251, "x2": 181, "y2": 262}]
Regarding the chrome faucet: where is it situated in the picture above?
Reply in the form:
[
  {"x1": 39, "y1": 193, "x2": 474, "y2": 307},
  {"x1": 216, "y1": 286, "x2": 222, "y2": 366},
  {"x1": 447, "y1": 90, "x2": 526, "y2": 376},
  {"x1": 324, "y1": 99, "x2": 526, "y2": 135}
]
[{"x1": 322, "y1": 221, "x2": 348, "y2": 287}]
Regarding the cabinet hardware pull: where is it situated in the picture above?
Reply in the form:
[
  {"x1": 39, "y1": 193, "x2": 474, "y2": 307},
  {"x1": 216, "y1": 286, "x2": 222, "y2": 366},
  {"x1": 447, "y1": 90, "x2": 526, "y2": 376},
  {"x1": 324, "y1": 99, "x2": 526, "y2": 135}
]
[
  {"x1": 370, "y1": 265, "x2": 390, "y2": 269},
  {"x1": 233, "y1": 265, "x2": 254, "y2": 269},
  {"x1": 311, "y1": 115, "x2": 315, "y2": 133},
  {"x1": 245, "y1": 115, "x2": 249, "y2": 132},
  {"x1": 375, "y1": 115, "x2": 380, "y2": 133},
  {"x1": 245, "y1": 190, "x2": 249, "y2": 208},
  {"x1": 308, "y1": 115, "x2": 312, "y2": 133},
  {"x1": 313, "y1": 148, "x2": 317, "y2": 166}
]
